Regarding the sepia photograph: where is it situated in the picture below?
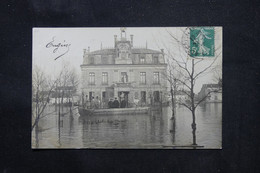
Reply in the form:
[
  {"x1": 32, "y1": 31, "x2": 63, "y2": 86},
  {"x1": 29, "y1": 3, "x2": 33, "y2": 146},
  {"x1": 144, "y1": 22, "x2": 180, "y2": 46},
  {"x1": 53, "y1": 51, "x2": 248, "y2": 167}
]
[{"x1": 32, "y1": 27, "x2": 222, "y2": 149}]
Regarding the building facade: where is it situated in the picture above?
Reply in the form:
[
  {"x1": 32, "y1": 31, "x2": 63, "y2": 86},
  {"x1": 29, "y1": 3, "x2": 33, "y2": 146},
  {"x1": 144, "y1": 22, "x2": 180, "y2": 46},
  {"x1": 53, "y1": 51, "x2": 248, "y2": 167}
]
[
  {"x1": 81, "y1": 29, "x2": 167, "y2": 107},
  {"x1": 197, "y1": 84, "x2": 222, "y2": 103}
]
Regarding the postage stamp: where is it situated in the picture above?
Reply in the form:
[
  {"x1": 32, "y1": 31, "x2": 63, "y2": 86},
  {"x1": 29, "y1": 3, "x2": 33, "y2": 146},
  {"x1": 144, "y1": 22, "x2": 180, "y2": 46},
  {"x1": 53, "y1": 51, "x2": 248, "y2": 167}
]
[{"x1": 190, "y1": 27, "x2": 215, "y2": 57}]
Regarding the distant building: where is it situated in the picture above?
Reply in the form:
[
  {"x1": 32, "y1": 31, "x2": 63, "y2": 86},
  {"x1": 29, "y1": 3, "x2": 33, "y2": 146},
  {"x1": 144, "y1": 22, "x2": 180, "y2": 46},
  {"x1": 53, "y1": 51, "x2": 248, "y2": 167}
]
[
  {"x1": 175, "y1": 90, "x2": 190, "y2": 104},
  {"x1": 80, "y1": 28, "x2": 167, "y2": 107},
  {"x1": 50, "y1": 86, "x2": 77, "y2": 105},
  {"x1": 198, "y1": 84, "x2": 222, "y2": 103}
]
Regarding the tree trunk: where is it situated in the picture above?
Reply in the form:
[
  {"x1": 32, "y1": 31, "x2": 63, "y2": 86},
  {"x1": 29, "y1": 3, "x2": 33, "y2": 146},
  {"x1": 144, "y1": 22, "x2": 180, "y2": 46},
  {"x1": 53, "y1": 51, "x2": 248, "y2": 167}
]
[
  {"x1": 35, "y1": 123, "x2": 39, "y2": 148},
  {"x1": 170, "y1": 87, "x2": 175, "y2": 122},
  {"x1": 190, "y1": 59, "x2": 197, "y2": 146},
  {"x1": 191, "y1": 109, "x2": 197, "y2": 145}
]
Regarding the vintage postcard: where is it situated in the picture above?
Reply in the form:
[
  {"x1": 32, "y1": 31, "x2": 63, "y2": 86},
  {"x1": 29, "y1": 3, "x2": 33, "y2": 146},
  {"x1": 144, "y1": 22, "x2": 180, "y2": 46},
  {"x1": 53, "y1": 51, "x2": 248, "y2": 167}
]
[{"x1": 32, "y1": 27, "x2": 222, "y2": 149}]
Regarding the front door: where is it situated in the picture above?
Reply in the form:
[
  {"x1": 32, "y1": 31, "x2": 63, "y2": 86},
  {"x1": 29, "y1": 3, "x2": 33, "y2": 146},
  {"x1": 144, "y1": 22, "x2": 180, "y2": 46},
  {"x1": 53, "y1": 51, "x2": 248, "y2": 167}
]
[{"x1": 118, "y1": 91, "x2": 129, "y2": 107}]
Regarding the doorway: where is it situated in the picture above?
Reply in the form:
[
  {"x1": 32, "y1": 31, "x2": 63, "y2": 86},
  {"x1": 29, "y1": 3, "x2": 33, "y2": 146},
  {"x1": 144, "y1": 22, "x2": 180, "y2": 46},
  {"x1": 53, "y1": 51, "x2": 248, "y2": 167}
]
[
  {"x1": 118, "y1": 91, "x2": 129, "y2": 107},
  {"x1": 89, "y1": 92, "x2": 94, "y2": 101}
]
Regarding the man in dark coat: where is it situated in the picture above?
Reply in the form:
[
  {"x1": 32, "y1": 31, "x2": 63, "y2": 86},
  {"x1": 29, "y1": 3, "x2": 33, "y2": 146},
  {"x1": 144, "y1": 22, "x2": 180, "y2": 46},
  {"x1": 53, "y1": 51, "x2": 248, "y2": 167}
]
[
  {"x1": 108, "y1": 99, "x2": 113, "y2": 108},
  {"x1": 112, "y1": 97, "x2": 120, "y2": 108}
]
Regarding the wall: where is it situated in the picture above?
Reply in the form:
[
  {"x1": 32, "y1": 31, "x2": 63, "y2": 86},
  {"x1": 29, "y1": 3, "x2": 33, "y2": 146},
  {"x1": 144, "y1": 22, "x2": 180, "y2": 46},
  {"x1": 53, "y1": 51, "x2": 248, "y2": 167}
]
[{"x1": 81, "y1": 64, "x2": 167, "y2": 105}]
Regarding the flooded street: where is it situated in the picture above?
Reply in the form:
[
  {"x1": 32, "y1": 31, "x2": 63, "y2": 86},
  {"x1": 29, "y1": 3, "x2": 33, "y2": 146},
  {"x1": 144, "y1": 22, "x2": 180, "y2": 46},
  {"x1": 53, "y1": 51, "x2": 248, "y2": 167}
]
[{"x1": 32, "y1": 103, "x2": 222, "y2": 149}]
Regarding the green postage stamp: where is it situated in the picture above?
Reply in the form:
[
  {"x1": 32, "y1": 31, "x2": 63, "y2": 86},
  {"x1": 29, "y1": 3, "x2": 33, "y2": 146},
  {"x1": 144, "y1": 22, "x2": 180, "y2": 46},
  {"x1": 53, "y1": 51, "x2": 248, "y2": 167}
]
[{"x1": 190, "y1": 27, "x2": 215, "y2": 57}]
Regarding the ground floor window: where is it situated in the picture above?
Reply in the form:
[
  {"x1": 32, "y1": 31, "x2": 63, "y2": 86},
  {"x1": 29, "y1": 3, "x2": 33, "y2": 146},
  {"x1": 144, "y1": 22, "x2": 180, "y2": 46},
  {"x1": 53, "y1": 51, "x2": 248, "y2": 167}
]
[
  {"x1": 141, "y1": 91, "x2": 146, "y2": 103},
  {"x1": 153, "y1": 91, "x2": 160, "y2": 102}
]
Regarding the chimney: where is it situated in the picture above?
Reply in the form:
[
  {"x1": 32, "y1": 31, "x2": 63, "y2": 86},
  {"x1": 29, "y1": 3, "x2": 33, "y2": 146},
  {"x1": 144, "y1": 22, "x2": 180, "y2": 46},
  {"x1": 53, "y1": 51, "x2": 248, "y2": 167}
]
[
  {"x1": 161, "y1": 49, "x2": 164, "y2": 54},
  {"x1": 88, "y1": 46, "x2": 90, "y2": 52},
  {"x1": 83, "y1": 49, "x2": 86, "y2": 54},
  {"x1": 130, "y1": 35, "x2": 133, "y2": 46},
  {"x1": 101, "y1": 42, "x2": 102, "y2": 50},
  {"x1": 114, "y1": 35, "x2": 117, "y2": 48}
]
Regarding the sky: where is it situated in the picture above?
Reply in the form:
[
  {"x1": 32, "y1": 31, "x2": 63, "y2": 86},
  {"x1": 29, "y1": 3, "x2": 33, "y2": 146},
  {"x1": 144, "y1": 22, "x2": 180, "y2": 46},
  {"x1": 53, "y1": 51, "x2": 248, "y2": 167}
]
[{"x1": 33, "y1": 27, "x2": 222, "y2": 93}]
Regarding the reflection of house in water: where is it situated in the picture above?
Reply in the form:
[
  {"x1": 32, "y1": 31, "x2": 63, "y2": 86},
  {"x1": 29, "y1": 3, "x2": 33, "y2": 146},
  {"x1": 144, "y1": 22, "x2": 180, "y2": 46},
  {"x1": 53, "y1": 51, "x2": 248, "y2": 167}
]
[
  {"x1": 79, "y1": 109, "x2": 170, "y2": 147},
  {"x1": 81, "y1": 28, "x2": 167, "y2": 107},
  {"x1": 198, "y1": 84, "x2": 222, "y2": 103}
]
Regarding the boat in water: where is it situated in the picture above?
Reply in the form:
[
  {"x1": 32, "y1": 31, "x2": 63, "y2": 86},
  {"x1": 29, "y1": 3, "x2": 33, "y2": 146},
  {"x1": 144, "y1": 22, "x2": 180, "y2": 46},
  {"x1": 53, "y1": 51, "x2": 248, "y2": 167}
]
[{"x1": 78, "y1": 106, "x2": 150, "y2": 116}]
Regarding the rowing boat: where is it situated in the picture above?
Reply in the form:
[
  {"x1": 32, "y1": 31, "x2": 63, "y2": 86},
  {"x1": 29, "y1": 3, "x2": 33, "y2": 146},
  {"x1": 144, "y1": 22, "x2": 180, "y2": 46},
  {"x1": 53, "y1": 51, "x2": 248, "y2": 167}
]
[{"x1": 78, "y1": 106, "x2": 150, "y2": 116}]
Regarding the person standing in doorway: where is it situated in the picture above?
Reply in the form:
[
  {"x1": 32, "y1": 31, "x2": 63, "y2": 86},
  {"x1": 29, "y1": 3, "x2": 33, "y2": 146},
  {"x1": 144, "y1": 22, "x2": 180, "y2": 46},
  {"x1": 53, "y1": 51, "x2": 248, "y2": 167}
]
[
  {"x1": 90, "y1": 97, "x2": 95, "y2": 109},
  {"x1": 95, "y1": 96, "x2": 100, "y2": 109},
  {"x1": 120, "y1": 98, "x2": 126, "y2": 108}
]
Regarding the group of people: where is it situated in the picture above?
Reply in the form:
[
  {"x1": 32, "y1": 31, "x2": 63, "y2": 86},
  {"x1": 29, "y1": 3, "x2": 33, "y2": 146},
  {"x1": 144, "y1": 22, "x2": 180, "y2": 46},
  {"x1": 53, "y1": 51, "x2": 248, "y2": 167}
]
[
  {"x1": 108, "y1": 97, "x2": 127, "y2": 108},
  {"x1": 82, "y1": 95, "x2": 101, "y2": 109},
  {"x1": 82, "y1": 94, "x2": 127, "y2": 109}
]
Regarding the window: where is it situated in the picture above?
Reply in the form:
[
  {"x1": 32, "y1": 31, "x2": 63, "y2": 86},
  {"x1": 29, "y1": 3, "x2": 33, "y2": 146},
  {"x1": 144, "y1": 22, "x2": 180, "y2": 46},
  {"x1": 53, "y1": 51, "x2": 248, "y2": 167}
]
[
  {"x1": 89, "y1": 57, "x2": 95, "y2": 64},
  {"x1": 121, "y1": 72, "x2": 128, "y2": 83},
  {"x1": 140, "y1": 57, "x2": 145, "y2": 64},
  {"x1": 153, "y1": 56, "x2": 159, "y2": 64},
  {"x1": 102, "y1": 72, "x2": 108, "y2": 84},
  {"x1": 102, "y1": 57, "x2": 108, "y2": 64},
  {"x1": 140, "y1": 72, "x2": 146, "y2": 84},
  {"x1": 153, "y1": 91, "x2": 160, "y2": 102},
  {"x1": 141, "y1": 91, "x2": 146, "y2": 103},
  {"x1": 134, "y1": 92, "x2": 138, "y2": 99},
  {"x1": 89, "y1": 72, "x2": 95, "y2": 85},
  {"x1": 102, "y1": 92, "x2": 106, "y2": 99},
  {"x1": 153, "y1": 72, "x2": 159, "y2": 84}
]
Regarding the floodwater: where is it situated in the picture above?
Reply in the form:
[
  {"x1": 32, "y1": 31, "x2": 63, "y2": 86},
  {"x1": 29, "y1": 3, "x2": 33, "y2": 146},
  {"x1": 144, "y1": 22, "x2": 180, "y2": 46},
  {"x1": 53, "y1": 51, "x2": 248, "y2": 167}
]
[{"x1": 32, "y1": 103, "x2": 222, "y2": 149}]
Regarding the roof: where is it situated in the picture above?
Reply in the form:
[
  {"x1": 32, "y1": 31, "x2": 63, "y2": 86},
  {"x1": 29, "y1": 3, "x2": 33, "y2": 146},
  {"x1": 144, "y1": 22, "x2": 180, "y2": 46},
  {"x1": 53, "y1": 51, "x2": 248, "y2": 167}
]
[
  {"x1": 56, "y1": 86, "x2": 75, "y2": 90},
  {"x1": 202, "y1": 84, "x2": 220, "y2": 88},
  {"x1": 88, "y1": 48, "x2": 162, "y2": 55},
  {"x1": 131, "y1": 48, "x2": 162, "y2": 54},
  {"x1": 175, "y1": 90, "x2": 191, "y2": 95},
  {"x1": 89, "y1": 49, "x2": 115, "y2": 55}
]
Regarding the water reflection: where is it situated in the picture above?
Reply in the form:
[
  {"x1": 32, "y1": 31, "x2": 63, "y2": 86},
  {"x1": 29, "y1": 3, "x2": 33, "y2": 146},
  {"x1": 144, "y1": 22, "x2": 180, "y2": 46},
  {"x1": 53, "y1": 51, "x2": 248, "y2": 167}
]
[{"x1": 32, "y1": 103, "x2": 222, "y2": 149}]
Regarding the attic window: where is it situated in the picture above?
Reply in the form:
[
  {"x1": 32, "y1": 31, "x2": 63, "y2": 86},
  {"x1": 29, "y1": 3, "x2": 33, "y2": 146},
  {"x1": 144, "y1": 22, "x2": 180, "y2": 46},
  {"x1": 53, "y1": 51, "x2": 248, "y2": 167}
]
[{"x1": 140, "y1": 57, "x2": 145, "y2": 64}]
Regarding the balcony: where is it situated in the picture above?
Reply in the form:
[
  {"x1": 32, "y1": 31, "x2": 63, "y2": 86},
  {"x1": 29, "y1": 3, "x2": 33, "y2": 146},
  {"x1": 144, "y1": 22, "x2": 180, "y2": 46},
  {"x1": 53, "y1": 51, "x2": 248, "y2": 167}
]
[{"x1": 113, "y1": 82, "x2": 132, "y2": 88}]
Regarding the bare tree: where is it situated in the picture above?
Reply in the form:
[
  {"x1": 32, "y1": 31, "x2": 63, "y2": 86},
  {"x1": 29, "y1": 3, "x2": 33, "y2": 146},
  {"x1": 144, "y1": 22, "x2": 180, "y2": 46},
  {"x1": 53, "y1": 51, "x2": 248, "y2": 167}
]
[
  {"x1": 161, "y1": 61, "x2": 182, "y2": 122},
  {"x1": 165, "y1": 27, "x2": 222, "y2": 146},
  {"x1": 212, "y1": 61, "x2": 222, "y2": 86},
  {"x1": 32, "y1": 66, "x2": 57, "y2": 131},
  {"x1": 56, "y1": 63, "x2": 79, "y2": 107}
]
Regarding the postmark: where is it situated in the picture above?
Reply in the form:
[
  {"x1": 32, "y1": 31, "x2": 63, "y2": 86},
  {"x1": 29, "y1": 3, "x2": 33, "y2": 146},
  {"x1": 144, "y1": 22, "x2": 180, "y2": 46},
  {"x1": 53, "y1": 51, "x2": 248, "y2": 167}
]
[{"x1": 190, "y1": 27, "x2": 215, "y2": 57}]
